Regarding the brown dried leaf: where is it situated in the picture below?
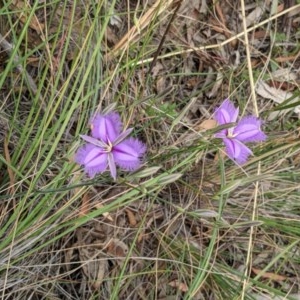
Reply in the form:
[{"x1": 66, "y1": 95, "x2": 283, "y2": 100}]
[
  {"x1": 252, "y1": 267, "x2": 287, "y2": 282},
  {"x1": 151, "y1": 62, "x2": 164, "y2": 76},
  {"x1": 200, "y1": 0, "x2": 208, "y2": 14},
  {"x1": 105, "y1": 26, "x2": 119, "y2": 46},
  {"x1": 79, "y1": 245, "x2": 107, "y2": 290},
  {"x1": 215, "y1": 2, "x2": 231, "y2": 39},
  {"x1": 168, "y1": 279, "x2": 189, "y2": 292},
  {"x1": 11, "y1": 0, "x2": 44, "y2": 33},
  {"x1": 80, "y1": 193, "x2": 90, "y2": 217},
  {"x1": 207, "y1": 71, "x2": 223, "y2": 98},
  {"x1": 106, "y1": 238, "x2": 128, "y2": 258},
  {"x1": 271, "y1": 69, "x2": 298, "y2": 82},
  {"x1": 197, "y1": 119, "x2": 217, "y2": 130},
  {"x1": 109, "y1": 12, "x2": 122, "y2": 28},
  {"x1": 276, "y1": 54, "x2": 300, "y2": 63},
  {"x1": 245, "y1": 6, "x2": 265, "y2": 27},
  {"x1": 95, "y1": 203, "x2": 114, "y2": 221},
  {"x1": 137, "y1": 230, "x2": 146, "y2": 243},
  {"x1": 156, "y1": 76, "x2": 166, "y2": 94},
  {"x1": 256, "y1": 80, "x2": 300, "y2": 119},
  {"x1": 126, "y1": 209, "x2": 137, "y2": 226}
]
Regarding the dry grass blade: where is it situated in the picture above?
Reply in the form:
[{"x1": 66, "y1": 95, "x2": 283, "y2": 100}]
[
  {"x1": 1, "y1": 0, "x2": 300, "y2": 299},
  {"x1": 0, "y1": 33, "x2": 48, "y2": 116},
  {"x1": 239, "y1": 0, "x2": 263, "y2": 297},
  {"x1": 106, "y1": 0, "x2": 175, "y2": 60},
  {"x1": 3, "y1": 135, "x2": 15, "y2": 196},
  {"x1": 0, "y1": 34, "x2": 38, "y2": 94}
]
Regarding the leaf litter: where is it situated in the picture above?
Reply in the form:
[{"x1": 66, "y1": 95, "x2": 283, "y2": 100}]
[{"x1": 1, "y1": 0, "x2": 300, "y2": 299}]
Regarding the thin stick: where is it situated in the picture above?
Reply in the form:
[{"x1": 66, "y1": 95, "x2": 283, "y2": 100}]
[
  {"x1": 135, "y1": 4, "x2": 300, "y2": 65},
  {"x1": 148, "y1": 0, "x2": 183, "y2": 74},
  {"x1": 239, "y1": 0, "x2": 262, "y2": 298}
]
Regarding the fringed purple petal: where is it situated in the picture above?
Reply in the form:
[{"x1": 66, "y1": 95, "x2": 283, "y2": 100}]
[
  {"x1": 214, "y1": 99, "x2": 239, "y2": 125},
  {"x1": 90, "y1": 112, "x2": 122, "y2": 143},
  {"x1": 108, "y1": 152, "x2": 117, "y2": 180},
  {"x1": 113, "y1": 138, "x2": 146, "y2": 171},
  {"x1": 234, "y1": 116, "x2": 267, "y2": 142},
  {"x1": 75, "y1": 144, "x2": 108, "y2": 178},
  {"x1": 80, "y1": 134, "x2": 107, "y2": 147},
  {"x1": 215, "y1": 129, "x2": 228, "y2": 139},
  {"x1": 113, "y1": 128, "x2": 133, "y2": 145},
  {"x1": 222, "y1": 138, "x2": 252, "y2": 164},
  {"x1": 75, "y1": 110, "x2": 147, "y2": 180}
]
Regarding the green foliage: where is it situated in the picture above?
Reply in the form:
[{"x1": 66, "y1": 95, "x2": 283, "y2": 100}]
[
  {"x1": 147, "y1": 102, "x2": 178, "y2": 119},
  {"x1": 0, "y1": 0, "x2": 300, "y2": 299}
]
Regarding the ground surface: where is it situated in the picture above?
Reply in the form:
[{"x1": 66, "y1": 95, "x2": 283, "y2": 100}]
[{"x1": 0, "y1": 1, "x2": 300, "y2": 299}]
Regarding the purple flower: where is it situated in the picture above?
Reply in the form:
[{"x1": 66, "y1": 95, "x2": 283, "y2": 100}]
[
  {"x1": 214, "y1": 99, "x2": 266, "y2": 164},
  {"x1": 75, "y1": 112, "x2": 146, "y2": 180}
]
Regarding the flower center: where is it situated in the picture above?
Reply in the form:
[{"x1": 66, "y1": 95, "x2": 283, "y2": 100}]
[
  {"x1": 227, "y1": 128, "x2": 237, "y2": 138},
  {"x1": 104, "y1": 139, "x2": 113, "y2": 153}
]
